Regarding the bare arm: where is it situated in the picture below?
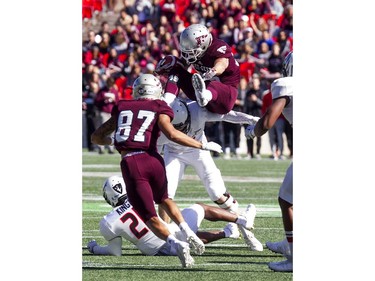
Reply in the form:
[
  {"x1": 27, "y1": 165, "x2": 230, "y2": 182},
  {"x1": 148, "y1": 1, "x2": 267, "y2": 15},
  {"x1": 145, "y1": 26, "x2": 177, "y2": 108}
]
[
  {"x1": 158, "y1": 114, "x2": 203, "y2": 149},
  {"x1": 254, "y1": 97, "x2": 287, "y2": 137},
  {"x1": 91, "y1": 116, "x2": 117, "y2": 146},
  {"x1": 196, "y1": 230, "x2": 226, "y2": 244},
  {"x1": 212, "y1": 57, "x2": 229, "y2": 75}
]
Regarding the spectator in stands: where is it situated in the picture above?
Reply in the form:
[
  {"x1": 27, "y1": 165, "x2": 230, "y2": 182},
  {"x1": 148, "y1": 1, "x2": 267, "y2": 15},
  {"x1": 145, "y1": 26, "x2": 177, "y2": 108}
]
[
  {"x1": 98, "y1": 32, "x2": 112, "y2": 55},
  {"x1": 93, "y1": 77, "x2": 119, "y2": 154},
  {"x1": 261, "y1": 87, "x2": 286, "y2": 160},
  {"x1": 276, "y1": 4, "x2": 293, "y2": 36},
  {"x1": 83, "y1": 30, "x2": 97, "y2": 52},
  {"x1": 84, "y1": 81, "x2": 100, "y2": 151},
  {"x1": 97, "y1": 21, "x2": 112, "y2": 40},
  {"x1": 218, "y1": 24, "x2": 234, "y2": 46},
  {"x1": 276, "y1": 29, "x2": 293, "y2": 57},
  {"x1": 244, "y1": 74, "x2": 263, "y2": 159},
  {"x1": 265, "y1": 0, "x2": 284, "y2": 18},
  {"x1": 257, "y1": 30, "x2": 275, "y2": 52},
  {"x1": 223, "y1": 76, "x2": 247, "y2": 159},
  {"x1": 115, "y1": 9, "x2": 133, "y2": 28},
  {"x1": 260, "y1": 42, "x2": 283, "y2": 81},
  {"x1": 105, "y1": 48, "x2": 125, "y2": 80},
  {"x1": 111, "y1": 27, "x2": 129, "y2": 55}
]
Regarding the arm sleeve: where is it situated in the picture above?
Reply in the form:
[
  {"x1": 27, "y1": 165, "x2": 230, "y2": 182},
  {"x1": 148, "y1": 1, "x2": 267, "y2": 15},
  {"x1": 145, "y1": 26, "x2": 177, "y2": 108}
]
[{"x1": 206, "y1": 110, "x2": 259, "y2": 124}]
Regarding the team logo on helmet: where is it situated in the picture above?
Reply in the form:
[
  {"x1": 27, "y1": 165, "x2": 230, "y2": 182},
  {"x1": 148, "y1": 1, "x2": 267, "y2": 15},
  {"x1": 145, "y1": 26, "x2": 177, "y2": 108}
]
[
  {"x1": 113, "y1": 183, "x2": 123, "y2": 194},
  {"x1": 195, "y1": 34, "x2": 208, "y2": 47}
]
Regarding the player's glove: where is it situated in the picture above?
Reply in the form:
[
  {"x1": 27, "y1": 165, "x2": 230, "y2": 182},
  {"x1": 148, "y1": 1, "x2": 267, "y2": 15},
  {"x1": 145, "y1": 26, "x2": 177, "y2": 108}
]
[
  {"x1": 201, "y1": 141, "x2": 223, "y2": 153},
  {"x1": 245, "y1": 125, "x2": 256, "y2": 140},
  {"x1": 249, "y1": 116, "x2": 260, "y2": 125},
  {"x1": 201, "y1": 68, "x2": 217, "y2": 81},
  {"x1": 87, "y1": 240, "x2": 98, "y2": 253},
  {"x1": 155, "y1": 55, "x2": 185, "y2": 76}
]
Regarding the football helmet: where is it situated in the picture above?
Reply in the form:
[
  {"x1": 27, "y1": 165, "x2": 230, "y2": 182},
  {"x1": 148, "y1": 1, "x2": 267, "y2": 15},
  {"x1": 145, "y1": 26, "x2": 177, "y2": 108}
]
[
  {"x1": 282, "y1": 51, "x2": 293, "y2": 77},
  {"x1": 132, "y1": 74, "x2": 163, "y2": 100},
  {"x1": 179, "y1": 24, "x2": 213, "y2": 64},
  {"x1": 102, "y1": 175, "x2": 127, "y2": 208},
  {"x1": 171, "y1": 98, "x2": 191, "y2": 134}
]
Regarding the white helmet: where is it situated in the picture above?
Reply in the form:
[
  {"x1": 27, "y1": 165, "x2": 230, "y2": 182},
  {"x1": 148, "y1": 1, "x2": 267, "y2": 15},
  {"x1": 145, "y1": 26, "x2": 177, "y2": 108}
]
[
  {"x1": 132, "y1": 74, "x2": 163, "y2": 100},
  {"x1": 282, "y1": 51, "x2": 293, "y2": 77},
  {"x1": 171, "y1": 98, "x2": 191, "y2": 134},
  {"x1": 179, "y1": 24, "x2": 213, "y2": 64},
  {"x1": 102, "y1": 175, "x2": 127, "y2": 208}
]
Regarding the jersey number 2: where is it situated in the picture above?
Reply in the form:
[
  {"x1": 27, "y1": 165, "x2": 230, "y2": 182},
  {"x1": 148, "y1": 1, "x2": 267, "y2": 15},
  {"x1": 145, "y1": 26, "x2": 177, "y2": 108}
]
[{"x1": 120, "y1": 212, "x2": 149, "y2": 239}]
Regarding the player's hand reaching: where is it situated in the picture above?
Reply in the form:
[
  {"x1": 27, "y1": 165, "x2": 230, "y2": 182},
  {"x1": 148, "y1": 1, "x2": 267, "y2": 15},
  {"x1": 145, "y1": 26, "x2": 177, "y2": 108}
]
[
  {"x1": 245, "y1": 125, "x2": 256, "y2": 140},
  {"x1": 202, "y1": 68, "x2": 217, "y2": 81},
  {"x1": 201, "y1": 141, "x2": 223, "y2": 153},
  {"x1": 87, "y1": 240, "x2": 98, "y2": 253}
]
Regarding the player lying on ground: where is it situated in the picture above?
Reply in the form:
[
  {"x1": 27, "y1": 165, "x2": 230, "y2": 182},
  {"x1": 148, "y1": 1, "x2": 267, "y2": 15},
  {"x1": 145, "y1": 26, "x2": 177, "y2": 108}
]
[{"x1": 87, "y1": 176, "x2": 257, "y2": 257}]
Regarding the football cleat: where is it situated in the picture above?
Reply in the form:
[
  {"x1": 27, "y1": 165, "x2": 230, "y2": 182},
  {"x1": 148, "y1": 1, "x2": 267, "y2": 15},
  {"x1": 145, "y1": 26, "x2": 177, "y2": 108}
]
[
  {"x1": 268, "y1": 258, "x2": 293, "y2": 272},
  {"x1": 187, "y1": 232, "x2": 205, "y2": 255},
  {"x1": 266, "y1": 239, "x2": 291, "y2": 257},
  {"x1": 237, "y1": 203, "x2": 256, "y2": 230},
  {"x1": 176, "y1": 241, "x2": 195, "y2": 268},
  {"x1": 238, "y1": 226, "x2": 263, "y2": 251},
  {"x1": 223, "y1": 223, "x2": 240, "y2": 239},
  {"x1": 192, "y1": 73, "x2": 212, "y2": 107}
]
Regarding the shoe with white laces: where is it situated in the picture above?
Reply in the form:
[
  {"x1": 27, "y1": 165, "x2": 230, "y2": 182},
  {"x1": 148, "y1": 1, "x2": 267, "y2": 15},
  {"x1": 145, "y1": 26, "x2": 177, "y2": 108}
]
[
  {"x1": 186, "y1": 231, "x2": 205, "y2": 255},
  {"x1": 192, "y1": 73, "x2": 212, "y2": 107},
  {"x1": 238, "y1": 226, "x2": 263, "y2": 251},
  {"x1": 268, "y1": 258, "x2": 293, "y2": 272},
  {"x1": 176, "y1": 241, "x2": 195, "y2": 268},
  {"x1": 266, "y1": 238, "x2": 291, "y2": 257},
  {"x1": 236, "y1": 203, "x2": 256, "y2": 230},
  {"x1": 223, "y1": 223, "x2": 240, "y2": 239}
]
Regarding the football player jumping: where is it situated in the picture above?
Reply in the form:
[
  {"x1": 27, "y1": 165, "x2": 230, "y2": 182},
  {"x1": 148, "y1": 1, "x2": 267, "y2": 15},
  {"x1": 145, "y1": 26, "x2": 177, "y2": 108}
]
[{"x1": 155, "y1": 24, "x2": 240, "y2": 115}]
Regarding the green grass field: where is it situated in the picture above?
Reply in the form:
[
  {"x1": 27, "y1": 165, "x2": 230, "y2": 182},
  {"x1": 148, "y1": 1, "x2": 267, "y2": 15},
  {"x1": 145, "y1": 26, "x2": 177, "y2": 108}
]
[{"x1": 82, "y1": 150, "x2": 293, "y2": 281}]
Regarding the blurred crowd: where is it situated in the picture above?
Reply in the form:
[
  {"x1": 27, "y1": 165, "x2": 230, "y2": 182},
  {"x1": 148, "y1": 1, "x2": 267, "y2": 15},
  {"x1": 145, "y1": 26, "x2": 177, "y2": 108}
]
[{"x1": 82, "y1": 0, "x2": 293, "y2": 159}]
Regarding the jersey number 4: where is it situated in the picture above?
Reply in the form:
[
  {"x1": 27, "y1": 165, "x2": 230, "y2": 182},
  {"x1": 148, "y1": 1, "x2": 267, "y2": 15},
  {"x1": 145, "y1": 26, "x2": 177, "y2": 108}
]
[
  {"x1": 120, "y1": 212, "x2": 149, "y2": 239},
  {"x1": 115, "y1": 110, "x2": 156, "y2": 143}
]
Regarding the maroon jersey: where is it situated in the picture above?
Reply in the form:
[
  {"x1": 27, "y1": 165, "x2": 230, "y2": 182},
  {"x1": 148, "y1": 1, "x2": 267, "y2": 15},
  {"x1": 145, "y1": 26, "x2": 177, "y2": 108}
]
[
  {"x1": 193, "y1": 37, "x2": 240, "y2": 87},
  {"x1": 112, "y1": 99, "x2": 174, "y2": 153}
]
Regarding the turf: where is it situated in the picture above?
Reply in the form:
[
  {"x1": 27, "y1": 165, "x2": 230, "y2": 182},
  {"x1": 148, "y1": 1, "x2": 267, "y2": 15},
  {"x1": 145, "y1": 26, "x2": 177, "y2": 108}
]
[{"x1": 82, "y1": 150, "x2": 293, "y2": 280}]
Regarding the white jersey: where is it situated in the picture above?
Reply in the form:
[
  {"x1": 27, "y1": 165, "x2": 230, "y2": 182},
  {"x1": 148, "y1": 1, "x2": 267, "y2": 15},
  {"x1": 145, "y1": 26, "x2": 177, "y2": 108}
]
[
  {"x1": 271, "y1": 76, "x2": 293, "y2": 126},
  {"x1": 99, "y1": 200, "x2": 167, "y2": 256},
  {"x1": 271, "y1": 76, "x2": 293, "y2": 204},
  {"x1": 99, "y1": 201, "x2": 204, "y2": 256},
  {"x1": 158, "y1": 100, "x2": 258, "y2": 153},
  {"x1": 158, "y1": 99, "x2": 258, "y2": 201}
]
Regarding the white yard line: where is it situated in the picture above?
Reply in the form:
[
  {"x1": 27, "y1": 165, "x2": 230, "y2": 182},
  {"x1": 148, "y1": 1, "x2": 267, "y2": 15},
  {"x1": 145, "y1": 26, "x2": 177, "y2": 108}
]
[{"x1": 82, "y1": 171, "x2": 283, "y2": 183}]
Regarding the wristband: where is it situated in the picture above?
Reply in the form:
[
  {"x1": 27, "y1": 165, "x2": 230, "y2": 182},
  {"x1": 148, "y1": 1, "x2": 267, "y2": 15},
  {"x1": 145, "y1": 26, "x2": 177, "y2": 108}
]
[{"x1": 201, "y1": 142, "x2": 207, "y2": 150}]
